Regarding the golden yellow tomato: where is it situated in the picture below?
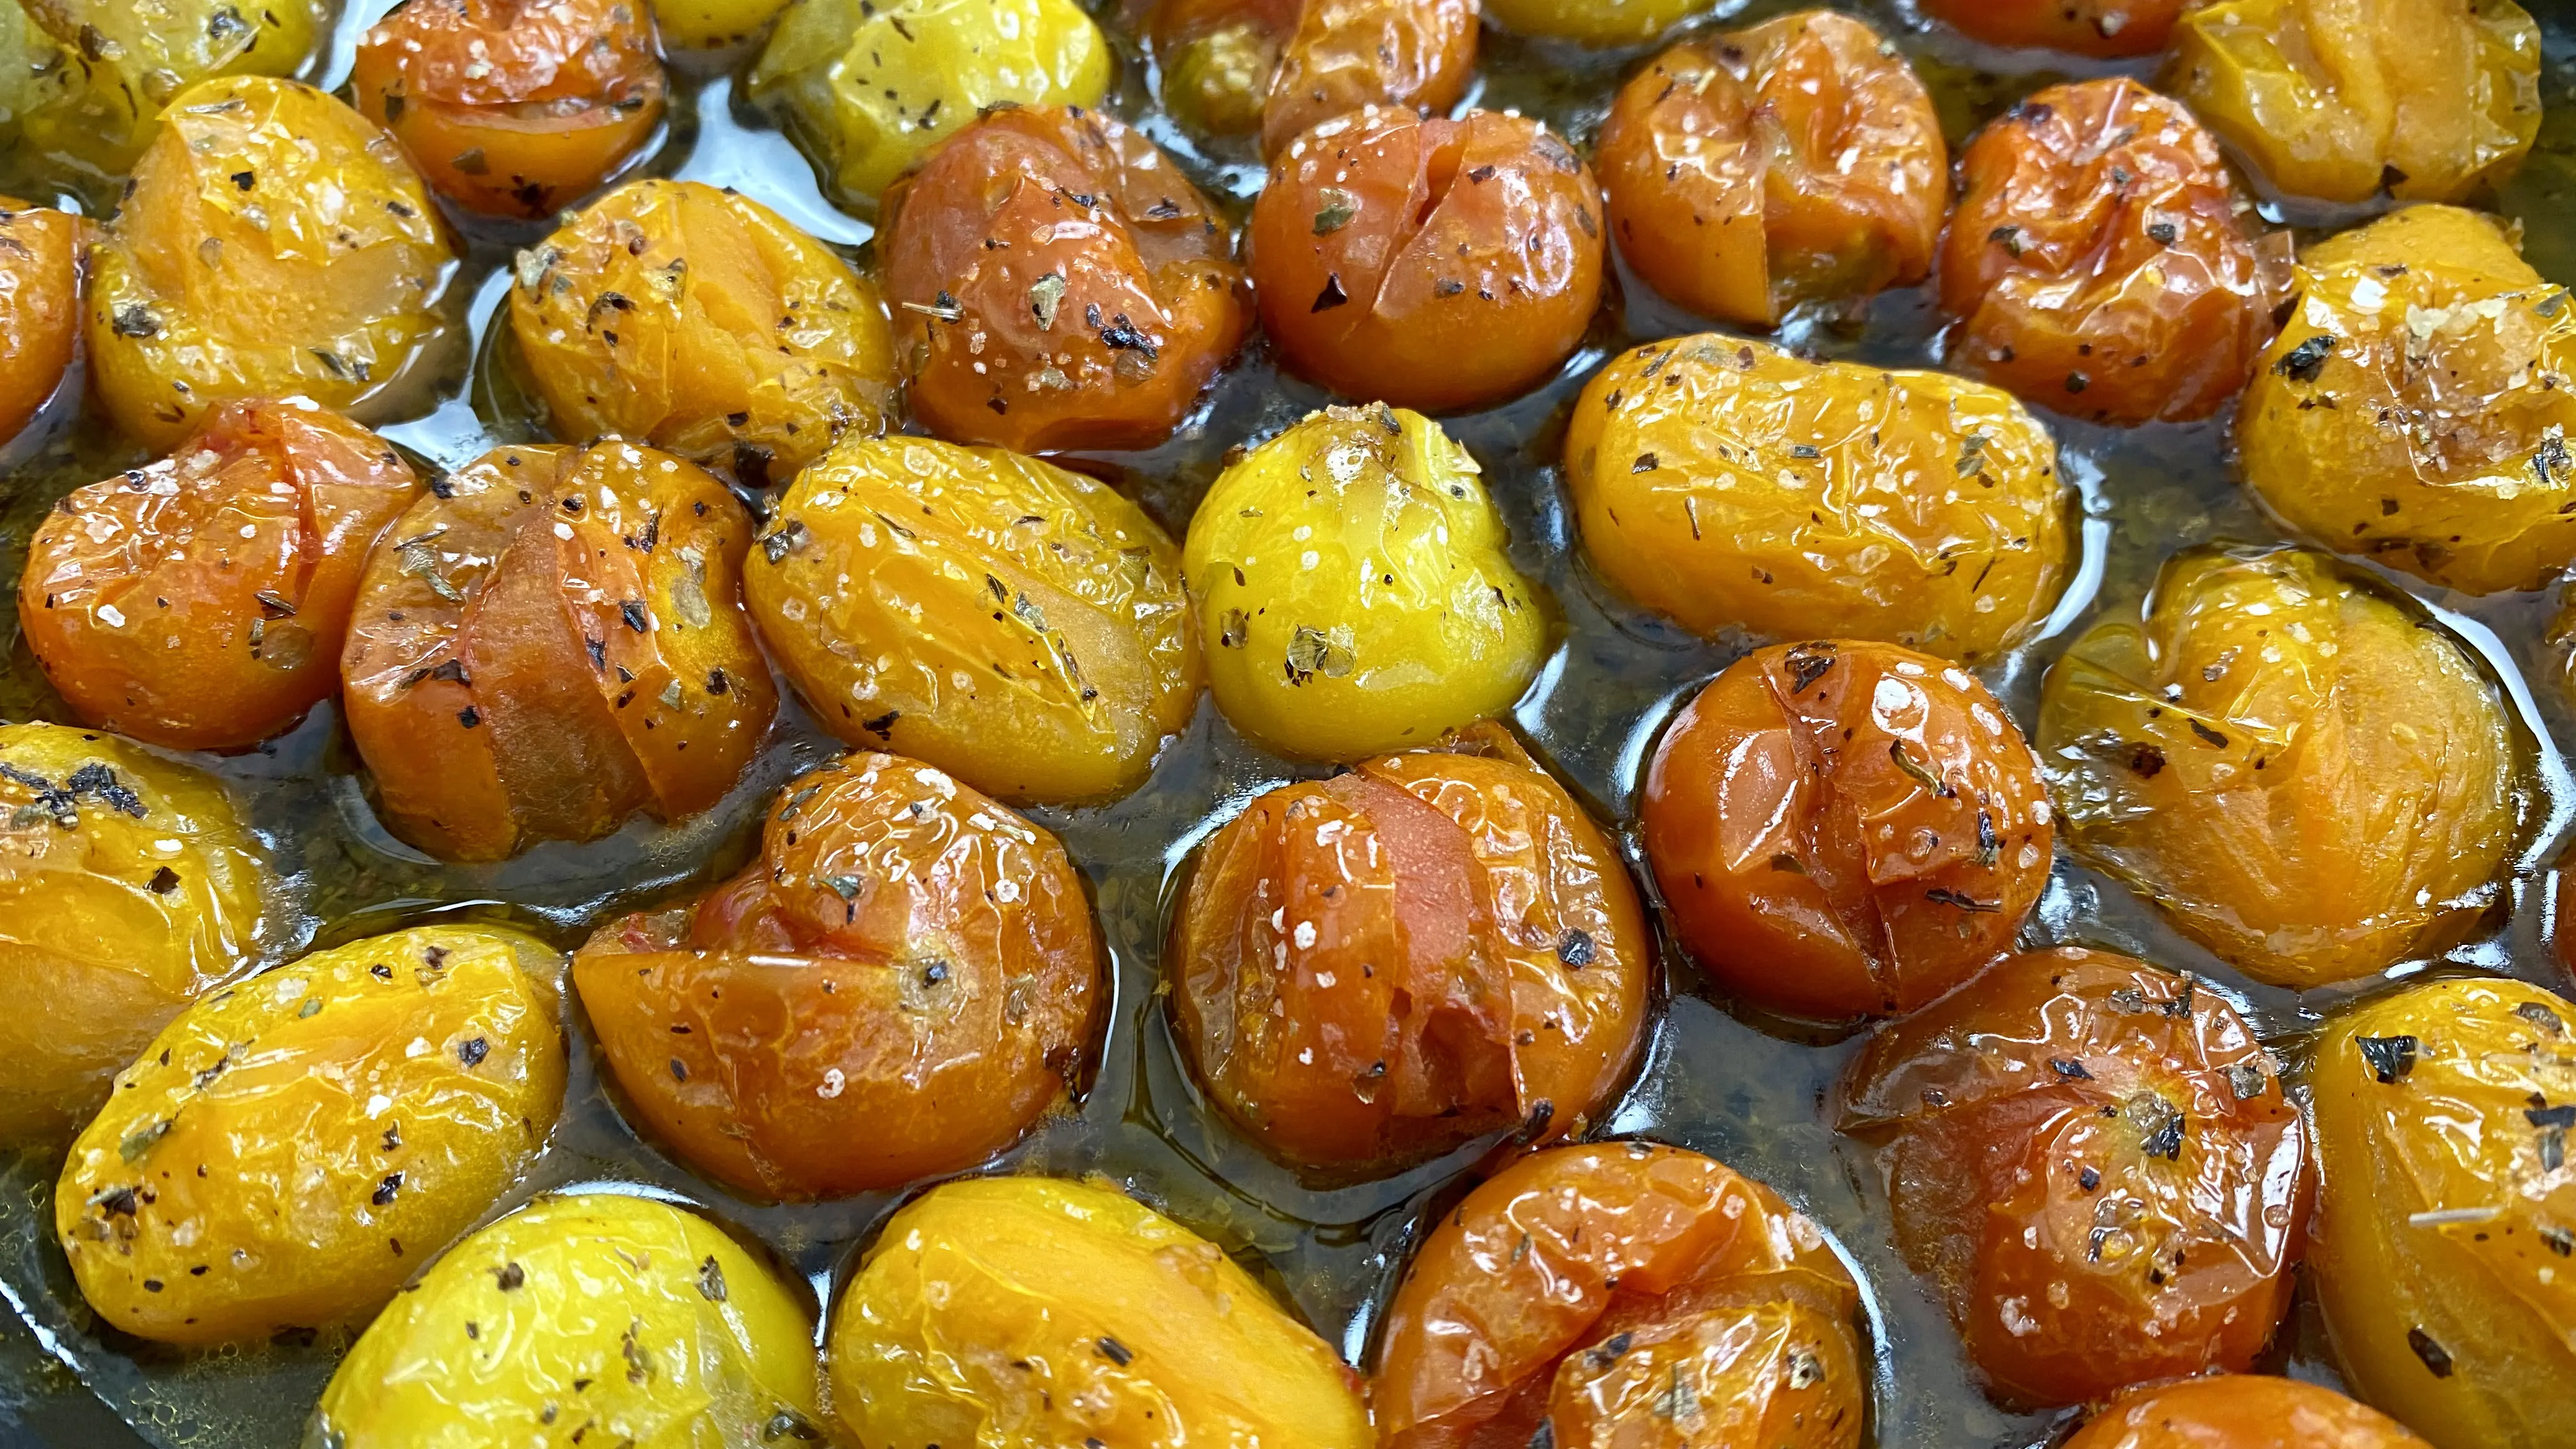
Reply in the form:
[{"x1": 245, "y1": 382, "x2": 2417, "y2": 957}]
[
  {"x1": 2063, "y1": 1376, "x2": 2432, "y2": 1449},
  {"x1": 1482, "y1": 0, "x2": 1722, "y2": 46},
  {"x1": 8, "y1": 0, "x2": 330, "y2": 178},
  {"x1": 0, "y1": 195, "x2": 79, "y2": 443},
  {"x1": 650, "y1": 0, "x2": 789, "y2": 48}
]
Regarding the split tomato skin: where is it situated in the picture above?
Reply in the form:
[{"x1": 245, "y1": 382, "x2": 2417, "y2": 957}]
[
  {"x1": 1150, "y1": 0, "x2": 1478, "y2": 159},
  {"x1": 2060, "y1": 1376, "x2": 2434, "y2": 1449},
  {"x1": 0, "y1": 195, "x2": 80, "y2": 445}
]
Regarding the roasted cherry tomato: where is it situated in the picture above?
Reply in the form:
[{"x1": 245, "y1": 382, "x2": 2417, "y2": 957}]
[
  {"x1": 0, "y1": 723, "x2": 274, "y2": 1144},
  {"x1": 1170, "y1": 725, "x2": 1648, "y2": 1177},
  {"x1": 1151, "y1": 0, "x2": 1476, "y2": 158},
  {"x1": 1376, "y1": 1142, "x2": 1866, "y2": 1449},
  {"x1": 1643, "y1": 640, "x2": 2053, "y2": 1023},
  {"x1": 1839, "y1": 948, "x2": 2310, "y2": 1408},
  {"x1": 6, "y1": 0, "x2": 330, "y2": 178},
  {"x1": 746, "y1": 434, "x2": 1198, "y2": 804},
  {"x1": 2308, "y1": 976, "x2": 2576, "y2": 1449},
  {"x1": 352, "y1": 0, "x2": 668, "y2": 220},
  {"x1": 2061, "y1": 1376, "x2": 2433, "y2": 1449},
  {"x1": 20, "y1": 401, "x2": 422, "y2": 751},
  {"x1": 1184, "y1": 404, "x2": 1548, "y2": 762},
  {"x1": 0, "y1": 195, "x2": 79, "y2": 443},
  {"x1": 2171, "y1": 0, "x2": 2542, "y2": 205},
  {"x1": 829, "y1": 1176, "x2": 1371, "y2": 1449},
  {"x1": 341, "y1": 440, "x2": 778, "y2": 861},
  {"x1": 87, "y1": 77, "x2": 460, "y2": 451},
  {"x1": 1567, "y1": 335, "x2": 2070, "y2": 663},
  {"x1": 1251, "y1": 107, "x2": 1605, "y2": 413},
  {"x1": 1922, "y1": 0, "x2": 2184, "y2": 56},
  {"x1": 1482, "y1": 0, "x2": 1722, "y2": 46},
  {"x1": 57, "y1": 925, "x2": 565, "y2": 1346},
  {"x1": 510, "y1": 179, "x2": 898, "y2": 480},
  {"x1": 882, "y1": 103, "x2": 1249, "y2": 454},
  {"x1": 310, "y1": 1192, "x2": 827, "y2": 1448},
  {"x1": 649, "y1": 0, "x2": 788, "y2": 47},
  {"x1": 2241, "y1": 204, "x2": 2576, "y2": 595},
  {"x1": 1596, "y1": 11, "x2": 1945, "y2": 329},
  {"x1": 2037, "y1": 548, "x2": 2516, "y2": 988},
  {"x1": 1942, "y1": 78, "x2": 2280, "y2": 427},
  {"x1": 574, "y1": 751, "x2": 1100, "y2": 1200}
]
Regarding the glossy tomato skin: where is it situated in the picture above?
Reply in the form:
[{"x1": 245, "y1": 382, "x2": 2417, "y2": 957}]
[
  {"x1": 0, "y1": 196, "x2": 79, "y2": 443},
  {"x1": 6, "y1": 0, "x2": 330, "y2": 179},
  {"x1": 829, "y1": 1177, "x2": 1372, "y2": 1449},
  {"x1": 1839, "y1": 949, "x2": 2310, "y2": 1409},
  {"x1": 2037, "y1": 548, "x2": 2515, "y2": 988},
  {"x1": 352, "y1": 0, "x2": 668, "y2": 220},
  {"x1": 1482, "y1": 0, "x2": 1722, "y2": 47},
  {"x1": 1922, "y1": 0, "x2": 2184, "y2": 57},
  {"x1": 1376, "y1": 1142, "x2": 1865, "y2": 1449},
  {"x1": 1942, "y1": 79, "x2": 2280, "y2": 427},
  {"x1": 1170, "y1": 726, "x2": 1648, "y2": 1177},
  {"x1": 340, "y1": 441, "x2": 778, "y2": 861},
  {"x1": 20, "y1": 401, "x2": 422, "y2": 751},
  {"x1": 1151, "y1": 0, "x2": 1477, "y2": 158},
  {"x1": 57, "y1": 925, "x2": 565, "y2": 1346},
  {"x1": 2308, "y1": 977, "x2": 2576, "y2": 1449},
  {"x1": 2061, "y1": 1376, "x2": 2433, "y2": 1449},
  {"x1": 1596, "y1": 12, "x2": 1945, "y2": 329},
  {"x1": 1565, "y1": 335, "x2": 2070, "y2": 662},
  {"x1": 574, "y1": 751, "x2": 1099, "y2": 1200},
  {"x1": 882, "y1": 104, "x2": 1248, "y2": 454},
  {"x1": 1251, "y1": 107, "x2": 1604, "y2": 413}
]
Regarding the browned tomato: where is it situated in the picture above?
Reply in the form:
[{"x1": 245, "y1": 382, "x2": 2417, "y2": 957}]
[
  {"x1": 573, "y1": 751, "x2": 1098, "y2": 1200},
  {"x1": 882, "y1": 103, "x2": 1248, "y2": 454},
  {"x1": 1168, "y1": 725, "x2": 1649, "y2": 1178},
  {"x1": 1375, "y1": 1142, "x2": 1866, "y2": 1449},
  {"x1": 1250, "y1": 107, "x2": 1604, "y2": 413},
  {"x1": 1922, "y1": 0, "x2": 2186, "y2": 57},
  {"x1": 352, "y1": 0, "x2": 668, "y2": 219},
  {"x1": 1595, "y1": 11, "x2": 1946, "y2": 328},
  {"x1": 1149, "y1": 0, "x2": 1478, "y2": 159},
  {"x1": 2062, "y1": 1376, "x2": 2433, "y2": 1448},
  {"x1": 19, "y1": 401, "x2": 422, "y2": 751},
  {"x1": 339, "y1": 440, "x2": 776, "y2": 861},
  {"x1": 1839, "y1": 948, "x2": 2310, "y2": 1409},
  {"x1": 1942, "y1": 78, "x2": 2280, "y2": 426},
  {"x1": 1641, "y1": 640, "x2": 2051, "y2": 1024},
  {"x1": 0, "y1": 196, "x2": 79, "y2": 444}
]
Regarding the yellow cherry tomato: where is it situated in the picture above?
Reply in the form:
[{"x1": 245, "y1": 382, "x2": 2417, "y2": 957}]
[
  {"x1": 0, "y1": 194, "x2": 80, "y2": 443},
  {"x1": 1482, "y1": 0, "x2": 1724, "y2": 47},
  {"x1": 8, "y1": 0, "x2": 330, "y2": 180},
  {"x1": 650, "y1": 0, "x2": 791, "y2": 48}
]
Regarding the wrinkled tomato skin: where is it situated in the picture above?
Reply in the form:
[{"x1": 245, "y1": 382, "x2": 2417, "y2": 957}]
[
  {"x1": 8, "y1": 0, "x2": 331, "y2": 179},
  {"x1": 20, "y1": 401, "x2": 422, "y2": 751},
  {"x1": 1251, "y1": 107, "x2": 1604, "y2": 413},
  {"x1": 882, "y1": 105, "x2": 1248, "y2": 454},
  {"x1": 352, "y1": 0, "x2": 668, "y2": 220},
  {"x1": 2062, "y1": 1376, "x2": 2433, "y2": 1449},
  {"x1": 1942, "y1": 79, "x2": 2280, "y2": 427},
  {"x1": 340, "y1": 441, "x2": 778, "y2": 862},
  {"x1": 1375, "y1": 1142, "x2": 1866, "y2": 1449},
  {"x1": 1641, "y1": 640, "x2": 2053, "y2": 1025},
  {"x1": 1839, "y1": 949, "x2": 2311, "y2": 1409},
  {"x1": 1595, "y1": 12, "x2": 1945, "y2": 330},
  {"x1": 1169, "y1": 726, "x2": 1648, "y2": 1179},
  {"x1": 0, "y1": 197, "x2": 79, "y2": 444},
  {"x1": 573, "y1": 751, "x2": 1100, "y2": 1201},
  {"x1": 1150, "y1": 0, "x2": 1476, "y2": 159},
  {"x1": 1922, "y1": 0, "x2": 2185, "y2": 57}
]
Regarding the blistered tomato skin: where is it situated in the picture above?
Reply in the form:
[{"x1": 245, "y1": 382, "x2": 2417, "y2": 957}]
[
  {"x1": 1596, "y1": 12, "x2": 1945, "y2": 330},
  {"x1": 1482, "y1": 0, "x2": 1722, "y2": 46},
  {"x1": 1642, "y1": 640, "x2": 2053, "y2": 1023},
  {"x1": 2308, "y1": 977, "x2": 2576, "y2": 1449},
  {"x1": 1942, "y1": 79, "x2": 2279, "y2": 427},
  {"x1": 746, "y1": 434, "x2": 1198, "y2": 805},
  {"x1": 828, "y1": 1177, "x2": 1372, "y2": 1449},
  {"x1": 309, "y1": 1192, "x2": 827, "y2": 1448},
  {"x1": 1184, "y1": 405, "x2": 1547, "y2": 762},
  {"x1": 340, "y1": 441, "x2": 778, "y2": 862},
  {"x1": 2063, "y1": 1376, "x2": 2434, "y2": 1449},
  {"x1": 574, "y1": 751, "x2": 1100, "y2": 1200},
  {"x1": 0, "y1": 196, "x2": 79, "y2": 443},
  {"x1": 1151, "y1": 0, "x2": 1476, "y2": 158},
  {"x1": 57, "y1": 925, "x2": 565, "y2": 1347},
  {"x1": 1922, "y1": 0, "x2": 2185, "y2": 57},
  {"x1": 1251, "y1": 107, "x2": 1605, "y2": 413},
  {"x1": 7, "y1": 0, "x2": 329, "y2": 176},
  {"x1": 87, "y1": 77, "x2": 461, "y2": 452},
  {"x1": 1566, "y1": 336, "x2": 2070, "y2": 662},
  {"x1": 882, "y1": 104, "x2": 1249, "y2": 454},
  {"x1": 352, "y1": 0, "x2": 668, "y2": 220},
  {"x1": 2172, "y1": 0, "x2": 2542, "y2": 204},
  {"x1": 2037, "y1": 548, "x2": 2516, "y2": 988},
  {"x1": 510, "y1": 179, "x2": 898, "y2": 480},
  {"x1": 1376, "y1": 1142, "x2": 1865, "y2": 1449},
  {"x1": 1170, "y1": 726, "x2": 1648, "y2": 1177},
  {"x1": 0, "y1": 724, "x2": 273, "y2": 1144},
  {"x1": 2241, "y1": 206, "x2": 2576, "y2": 595},
  {"x1": 1839, "y1": 949, "x2": 2310, "y2": 1408},
  {"x1": 20, "y1": 401, "x2": 422, "y2": 751}
]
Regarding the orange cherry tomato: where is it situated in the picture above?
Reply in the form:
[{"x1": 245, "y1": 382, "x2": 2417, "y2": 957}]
[
  {"x1": 1251, "y1": 106, "x2": 1604, "y2": 413},
  {"x1": 19, "y1": 400, "x2": 422, "y2": 751},
  {"x1": 1941, "y1": 78, "x2": 2281, "y2": 426},
  {"x1": 352, "y1": 0, "x2": 668, "y2": 219},
  {"x1": 1921, "y1": 0, "x2": 2186, "y2": 57},
  {"x1": 1641, "y1": 640, "x2": 2052, "y2": 1024},
  {"x1": 339, "y1": 440, "x2": 776, "y2": 861},
  {"x1": 2062, "y1": 1376, "x2": 2431, "y2": 1449},
  {"x1": 1150, "y1": 0, "x2": 1478, "y2": 159},
  {"x1": 0, "y1": 196, "x2": 79, "y2": 444},
  {"x1": 882, "y1": 103, "x2": 1248, "y2": 453},
  {"x1": 1595, "y1": 10, "x2": 1946, "y2": 328},
  {"x1": 1375, "y1": 1142, "x2": 1866, "y2": 1449},
  {"x1": 573, "y1": 751, "x2": 1100, "y2": 1200}
]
